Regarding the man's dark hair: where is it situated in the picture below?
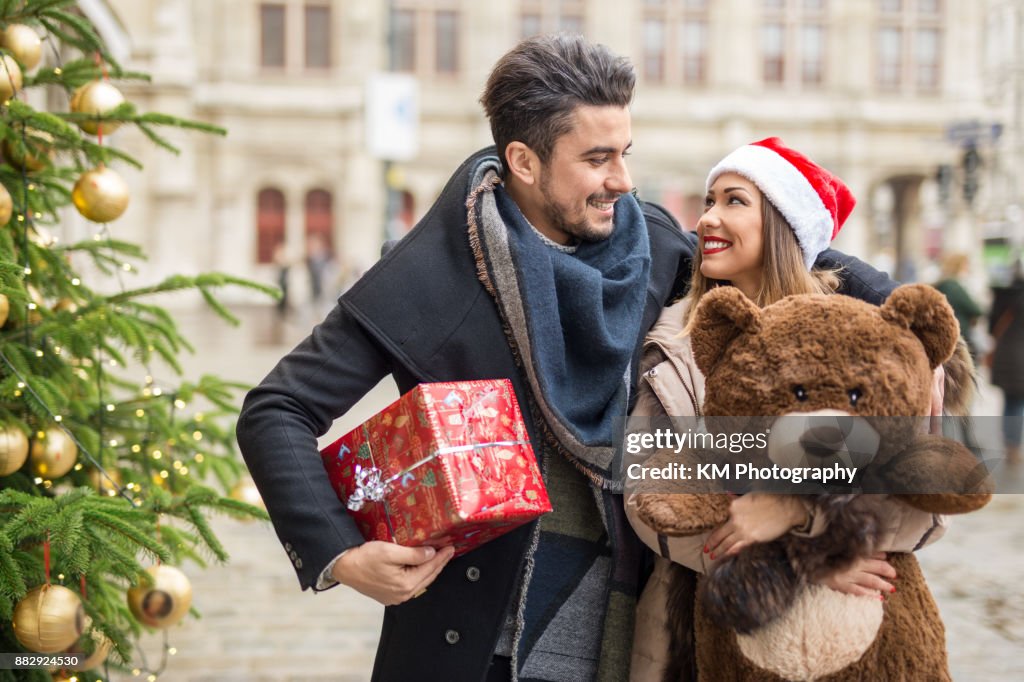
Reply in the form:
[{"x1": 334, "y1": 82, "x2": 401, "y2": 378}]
[{"x1": 480, "y1": 34, "x2": 635, "y2": 173}]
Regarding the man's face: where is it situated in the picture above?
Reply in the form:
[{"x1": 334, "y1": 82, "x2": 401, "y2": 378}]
[{"x1": 530, "y1": 105, "x2": 633, "y2": 244}]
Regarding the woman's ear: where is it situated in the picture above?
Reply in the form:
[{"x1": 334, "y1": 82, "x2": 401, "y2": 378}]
[{"x1": 690, "y1": 287, "x2": 762, "y2": 377}]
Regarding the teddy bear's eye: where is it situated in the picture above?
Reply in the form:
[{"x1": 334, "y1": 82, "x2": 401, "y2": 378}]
[
  {"x1": 793, "y1": 386, "x2": 808, "y2": 402},
  {"x1": 848, "y1": 388, "x2": 863, "y2": 407}
]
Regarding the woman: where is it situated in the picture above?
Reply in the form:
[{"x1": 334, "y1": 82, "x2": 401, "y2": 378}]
[
  {"x1": 626, "y1": 138, "x2": 948, "y2": 681},
  {"x1": 988, "y1": 259, "x2": 1024, "y2": 465}
]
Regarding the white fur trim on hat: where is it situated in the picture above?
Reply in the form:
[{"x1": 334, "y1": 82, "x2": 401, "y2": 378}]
[{"x1": 707, "y1": 145, "x2": 833, "y2": 270}]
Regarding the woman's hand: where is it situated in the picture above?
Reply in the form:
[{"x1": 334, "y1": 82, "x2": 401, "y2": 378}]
[
  {"x1": 816, "y1": 552, "x2": 897, "y2": 597},
  {"x1": 704, "y1": 493, "x2": 807, "y2": 559}
]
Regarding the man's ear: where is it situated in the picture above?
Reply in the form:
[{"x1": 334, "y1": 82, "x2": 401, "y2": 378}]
[
  {"x1": 690, "y1": 287, "x2": 762, "y2": 377},
  {"x1": 505, "y1": 141, "x2": 539, "y2": 186}
]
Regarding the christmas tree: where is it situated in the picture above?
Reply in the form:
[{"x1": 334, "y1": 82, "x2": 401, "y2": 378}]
[{"x1": 0, "y1": 3, "x2": 273, "y2": 680}]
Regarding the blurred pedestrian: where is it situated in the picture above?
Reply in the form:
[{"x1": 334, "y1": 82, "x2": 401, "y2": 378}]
[
  {"x1": 305, "y1": 233, "x2": 337, "y2": 319},
  {"x1": 988, "y1": 259, "x2": 1024, "y2": 466},
  {"x1": 934, "y1": 252, "x2": 983, "y2": 360},
  {"x1": 272, "y1": 240, "x2": 291, "y2": 318}
]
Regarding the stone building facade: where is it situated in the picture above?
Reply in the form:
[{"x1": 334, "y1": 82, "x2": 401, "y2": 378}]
[{"x1": 83, "y1": 0, "x2": 1009, "y2": 299}]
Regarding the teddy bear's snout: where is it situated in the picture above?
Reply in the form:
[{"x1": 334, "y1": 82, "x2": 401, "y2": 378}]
[
  {"x1": 799, "y1": 416, "x2": 854, "y2": 458},
  {"x1": 768, "y1": 410, "x2": 881, "y2": 473}
]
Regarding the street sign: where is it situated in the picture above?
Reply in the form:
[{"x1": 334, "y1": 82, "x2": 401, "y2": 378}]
[
  {"x1": 946, "y1": 120, "x2": 1003, "y2": 145},
  {"x1": 365, "y1": 73, "x2": 420, "y2": 162}
]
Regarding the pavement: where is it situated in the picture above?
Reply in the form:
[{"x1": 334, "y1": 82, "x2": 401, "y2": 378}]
[{"x1": 111, "y1": 304, "x2": 1023, "y2": 681}]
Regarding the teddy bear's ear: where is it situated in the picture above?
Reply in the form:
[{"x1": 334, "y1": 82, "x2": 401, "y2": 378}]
[
  {"x1": 690, "y1": 286, "x2": 762, "y2": 376},
  {"x1": 879, "y1": 284, "x2": 959, "y2": 369}
]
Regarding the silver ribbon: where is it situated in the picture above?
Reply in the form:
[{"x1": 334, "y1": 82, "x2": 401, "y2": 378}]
[
  {"x1": 346, "y1": 464, "x2": 387, "y2": 511},
  {"x1": 344, "y1": 440, "x2": 530, "y2": 511}
]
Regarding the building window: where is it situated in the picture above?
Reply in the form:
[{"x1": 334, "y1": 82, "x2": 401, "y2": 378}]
[
  {"x1": 915, "y1": 26, "x2": 940, "y2": 90},
  {"x1": 680, "y1": 18, "x2": 707, "y2": 83},
  {"x1": 643, "y1": 18, "x2": 665, "y2": 82},
  {"x1": 304, "y1": 189, "x2": 334, "y2": 251},
  {"x1": 521, "y1": 13, "x2": 542, "y2": 38},
  {"x1": 435, "y1": 10, "x2": 459, "y2": 74},
  {"x1": 640, "y1": 0, "x2": 709, "y2": 86},
  {"x1": 875, "y1": 0, "x2": 943, "y2": 93},
  {"x1": 390, "y1": 8, "x2": 416, "y2": 72},
  {"x1": 761, "y1": 0, "x2": 828, "y2": 88},
  {"x1": 877, "y1": 27, "x2": 902, "y2": 88},
  {"x1": 257, "y1": 188, "x2": 286, "y2": 264},
  {"x1": 390, "y1": 2, "x2": 461, "y2": 77},
  {"x1": 304, "y1": 4, "x2": 331, "y2": 69},
  {"x1": 519, "y1": 0, "x2": 587, "y2": 39},
  {"x1": 260, "y1": 4, "x2": 286, "y2": 69},
  {"x1": 801, "y1": 23, "x2": 825, "y2": 84},
  {"x1": 762, "y1": 23, "x2": 785, "y2": 83}
]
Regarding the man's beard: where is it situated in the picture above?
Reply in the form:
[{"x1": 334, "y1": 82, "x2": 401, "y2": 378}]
[{"x1": 539, "y1": 173, "x2": 618, "y2": 244}]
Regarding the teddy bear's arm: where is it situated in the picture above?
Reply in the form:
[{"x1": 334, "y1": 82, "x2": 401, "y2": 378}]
[
  {"x1": 633, "y1": 491, "x2": 732, "y2": 537},
  {"x1": 627, "y1": 445, "x2": 733, "y2": 536},
  {"x1": 885, "y1": 433, "x2": 993, "y2": 514}
]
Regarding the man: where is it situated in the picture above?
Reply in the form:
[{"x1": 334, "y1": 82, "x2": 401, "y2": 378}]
[{"x1": 236, "y1": 34, "x2": 895, "y2": 682}]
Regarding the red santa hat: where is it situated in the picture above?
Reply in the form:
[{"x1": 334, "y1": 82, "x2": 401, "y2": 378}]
[{"x1": 706, "y1": 137, "x2": 855, "y2": 270}]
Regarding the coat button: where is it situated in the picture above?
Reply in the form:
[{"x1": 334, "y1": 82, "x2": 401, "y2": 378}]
[
  {"x1": 289, "y1": 551, "x2": 298, "y2": 560},
  {"x1": 284, "y1": 543, "x2": 292, "y2": 551},
  {"x1": 465, "y1": 566, "x2": 481, "y2": 582},
  {"x1": 295, "y1": 559, "x2": 303, "y2": 569},
  {"x1": 646, "y1": 368, "x2": 658, "y2": 378},
  {"x1": 444, "y1": 629, "x2": 460, "y2": 645}
]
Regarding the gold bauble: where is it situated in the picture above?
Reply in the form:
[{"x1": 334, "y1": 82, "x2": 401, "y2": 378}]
[
  {"x1": 0, "y1": 292, "x2": 8, "y2": 328},
  {"x1": 0, "y1": 424, "x2": 29, "y2": 476},
  {"x1": 1, "y1": 24, "x2": 42, "y2": 70},
  {"x1": 12, "y1": 585, "x2": 85, "y2": 653},
  {"x1": 3, "y1": 130, "x2": 53, "y2": 172},
  {"x1": 127, "y1": 565, "x2": 193, "y2": 629},
  {"x1": 30, "y1": 427, "x2": 78, "y2": 479},
  {"x1": 71, "y1": 166, "x2": 130, "y2": 223},
  {"x1": 0, "y1": 54, "x2": 23, "y2": 101},
  {"x1": 70, "y1": 81, "x2": 125, "y2": 136},
  {"x1": 88, "y1": 467, "x2": 121, "y2": 496},
  {"x1": 0, "y1": 181, "x2": 12, "y2": 226},
  {"x1": 230, "y1": 477, "x2": 266, "y2": 510},
  {"x1": 52, "y1": 298, "x2": 79, "y2": 314}
]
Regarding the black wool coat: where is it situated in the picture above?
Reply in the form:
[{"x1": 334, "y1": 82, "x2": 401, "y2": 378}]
[{"x1": 235, "y1": 147, "x2": 896, "y2": 682}]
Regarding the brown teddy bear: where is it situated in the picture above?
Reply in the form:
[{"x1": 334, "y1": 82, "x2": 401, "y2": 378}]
[{"x1": 633, "y1": 283, "x2": 991, "y2": 681}]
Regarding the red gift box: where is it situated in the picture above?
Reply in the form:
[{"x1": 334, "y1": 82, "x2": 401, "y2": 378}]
[{"x1": 320, "y1": 379, "x2": 552, "y2": 556}]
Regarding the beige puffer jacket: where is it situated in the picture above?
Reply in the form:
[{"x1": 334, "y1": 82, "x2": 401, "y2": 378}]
[{"x1": 625, "y1": 296, "x2": 949, "y2": 681}]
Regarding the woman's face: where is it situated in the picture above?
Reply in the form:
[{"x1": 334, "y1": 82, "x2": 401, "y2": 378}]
[{"x1": 697, "y1": 172, "x2": 765, "y2": 298}]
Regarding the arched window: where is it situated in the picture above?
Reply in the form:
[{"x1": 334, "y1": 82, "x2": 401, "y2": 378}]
[
  {"x1": 256, "y1": 187, "x2": 286, "y2": 264},
  {"x1": 304, "y1": 189, "x2": 334, "y2": 252}
]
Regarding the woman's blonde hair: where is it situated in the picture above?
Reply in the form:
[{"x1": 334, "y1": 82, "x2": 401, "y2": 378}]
[{"x1": 681, "y1": 190, "x2": 841, "y2": 330}]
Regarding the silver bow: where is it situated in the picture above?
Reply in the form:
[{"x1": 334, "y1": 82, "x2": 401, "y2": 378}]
[{"x1": 346, "y1": 465, "x2": 387, "y2": 511}]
